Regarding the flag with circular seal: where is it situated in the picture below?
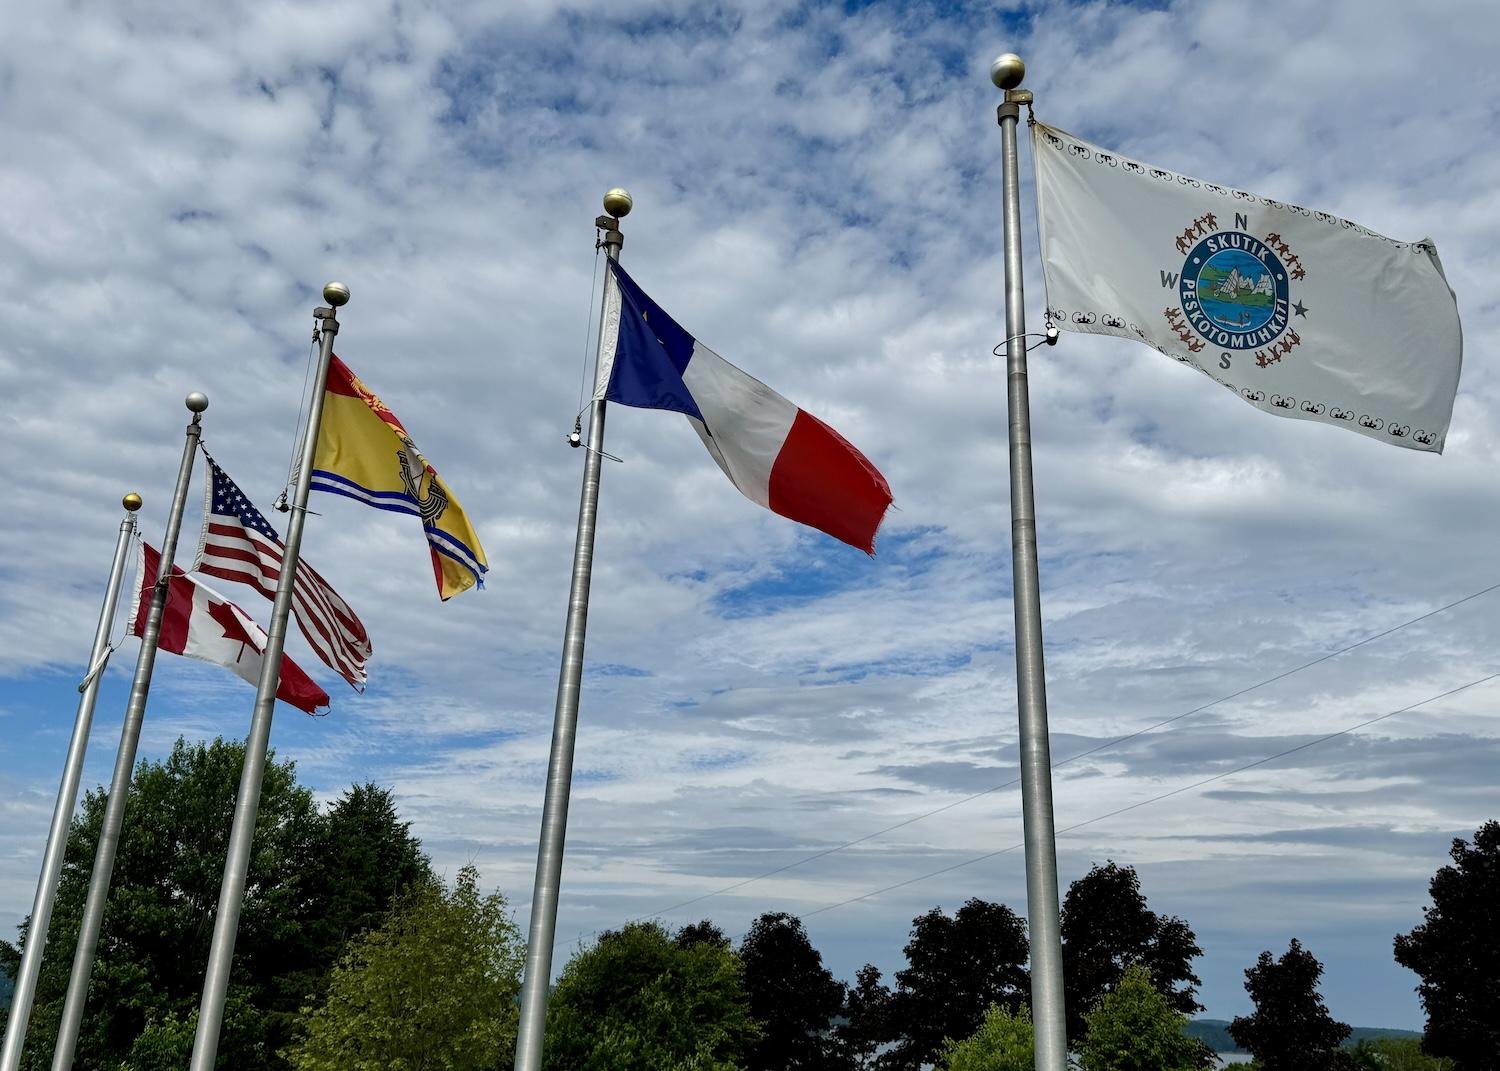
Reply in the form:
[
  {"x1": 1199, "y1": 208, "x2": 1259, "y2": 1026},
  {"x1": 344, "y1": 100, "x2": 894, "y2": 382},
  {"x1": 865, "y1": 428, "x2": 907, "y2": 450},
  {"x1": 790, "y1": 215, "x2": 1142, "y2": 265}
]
[
  {"x1": 308, "y1": 356, "x2": 488, "y2": 599},
  {"x1": 1031, "y1": 121, "x2": 1462, "y2": 452}
]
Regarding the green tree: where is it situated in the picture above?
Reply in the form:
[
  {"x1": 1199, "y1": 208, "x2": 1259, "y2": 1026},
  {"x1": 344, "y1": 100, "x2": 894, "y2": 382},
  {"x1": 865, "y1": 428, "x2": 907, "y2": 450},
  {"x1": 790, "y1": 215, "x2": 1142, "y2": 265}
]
[
  {"x1": 886, "y1": 899, "x2": 1030, "y2": 1070},
  {"x1": 676, "y1": 920, "x2": 731, "y2": 950},
  {"x1": 304, "y1": 785, "x2": 430, "y2": 952},
  {"x1": 1228, "y1": 939, "x2": 1351, "y2": 1071},
  {"x1": 1349, "y1": 1037, "x2": 1455, "y2": 1071},
  {"x1": 739, "y1": 912, "x2": 847, "y2": 1070},
  {"x1": 834, "y1": 964, "x2": 893, "y2": 1070},
  {"x1": 0, "y1": 739, "x2": 432, "y2": 1070},
  {"x1": 1075, "y1": 964, "x2": 1212, "y2": 1071},
  {"x1": 935, "y1": 1004, "x2": 1033, "y2": 1071},
  {"x1": 1061, "y1": 862, "x2": 1203, "y2": 1042},
  {"x1": 286, "y1": 864, "x2": 522, "y2": 1070},
  {"x1": 276, "y1": 785, "x2": 430, "y2": 1021},
  {"x1": 1393, "y1": 821, "x2": 1500, "y2": 1069},
  {"x1": 543, "y1": 921, "x2": 760, "y2": 1071}
]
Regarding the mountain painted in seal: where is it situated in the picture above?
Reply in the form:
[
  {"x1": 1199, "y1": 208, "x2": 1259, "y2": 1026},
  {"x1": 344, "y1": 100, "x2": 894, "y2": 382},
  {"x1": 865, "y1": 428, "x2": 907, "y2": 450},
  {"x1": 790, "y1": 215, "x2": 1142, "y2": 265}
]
[{"x1": 1200, "y1": 263, "x2": 1275, "y2": 308}]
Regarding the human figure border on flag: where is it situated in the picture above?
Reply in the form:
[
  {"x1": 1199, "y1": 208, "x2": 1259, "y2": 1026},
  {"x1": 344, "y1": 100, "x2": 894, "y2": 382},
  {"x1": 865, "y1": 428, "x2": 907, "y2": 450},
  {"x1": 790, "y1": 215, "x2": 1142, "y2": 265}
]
[{"x1": 1031, "y1": 120, "x2": 1463, "y2": 452}]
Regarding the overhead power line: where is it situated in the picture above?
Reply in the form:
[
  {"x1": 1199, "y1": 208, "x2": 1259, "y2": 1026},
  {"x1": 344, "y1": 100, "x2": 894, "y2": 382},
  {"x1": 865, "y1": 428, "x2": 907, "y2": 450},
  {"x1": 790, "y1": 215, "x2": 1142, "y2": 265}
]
[
  {"x1": 793, "y1": 670, "x2": 1500, "y2": 921},
  {"x1": 637, "y1": 580, "x2": 1500, "y2": 924}
]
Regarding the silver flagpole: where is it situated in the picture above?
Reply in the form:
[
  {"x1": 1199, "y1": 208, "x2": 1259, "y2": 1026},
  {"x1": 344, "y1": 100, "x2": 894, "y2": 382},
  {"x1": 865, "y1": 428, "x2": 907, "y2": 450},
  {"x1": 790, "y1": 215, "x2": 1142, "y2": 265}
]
[
  {"x1": 187, "y1": 282, "x2": 348, "y2": 1071},
  {"x1": 0, "y1": 494, "x2": 142, "y2": 1071},
  {"x1": 51, "y1": 395, "x2": 208, "y2": 1071},
  {"x1": 992, "y1": 53, "x2": 1068, "y2": 1071},
  {"x1": 512, "y1": 187, "x2": 631, "y2": 1071}
]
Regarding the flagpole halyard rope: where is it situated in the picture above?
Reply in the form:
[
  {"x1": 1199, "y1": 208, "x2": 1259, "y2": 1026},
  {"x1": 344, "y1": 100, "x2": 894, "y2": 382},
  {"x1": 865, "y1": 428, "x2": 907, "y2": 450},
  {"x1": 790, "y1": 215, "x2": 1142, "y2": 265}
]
[
  {"x1": 277, "y1": 333, "x2": 321, "y2": 512},
  {"x1": 575, "y1": 239, "x2": 603, "y2": 424},
  {"x1": 192, "y1": 442, "x2": 214, "y2": 572},
  {"x1": 74, "y1": 529, "x2": 147, "y2": 694},
  {"x1": 513, "y1": 189, "x2": 630, "y2": 1071}
]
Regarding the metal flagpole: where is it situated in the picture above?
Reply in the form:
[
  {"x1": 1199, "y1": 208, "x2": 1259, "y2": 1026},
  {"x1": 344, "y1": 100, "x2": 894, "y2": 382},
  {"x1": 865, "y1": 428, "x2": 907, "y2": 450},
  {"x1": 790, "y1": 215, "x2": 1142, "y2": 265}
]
[
  {"x1": 992, "y1": 53, "x2": 1068, "y2": 1071},
  {"x1": 512, "y1": 187, "x2": 631, "y2": 1071},
  {"x1": 51, "y1": 395, "x2": 208, "y2": 1071},
  {"x1": 187, "y1": 282, "x2": 349, "y2": 1071},
  {"x1": 0, "y1": 494, "x2": 142, "y2": 1071}
]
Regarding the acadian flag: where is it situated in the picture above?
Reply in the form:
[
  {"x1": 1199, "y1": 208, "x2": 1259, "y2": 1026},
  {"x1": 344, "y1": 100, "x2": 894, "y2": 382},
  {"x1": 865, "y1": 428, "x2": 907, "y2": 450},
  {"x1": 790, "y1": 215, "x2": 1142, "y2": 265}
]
[
  {"x1": 1031, "y1": 121, "x2": 1463, "y2": 452},
  {"x1": 594, "y1": 260, "x2": 893, "y2": 553},
  {"x1": 309, "y1": 356, "x2": 488, "y2": 599}
]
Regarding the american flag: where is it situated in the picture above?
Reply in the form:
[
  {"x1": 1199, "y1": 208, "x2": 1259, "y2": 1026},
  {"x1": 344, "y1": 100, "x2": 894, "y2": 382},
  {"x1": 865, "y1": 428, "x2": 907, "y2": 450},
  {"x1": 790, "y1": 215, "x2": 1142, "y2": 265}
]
[{"x1": 193, "y1": 455, "x2": 371, "y2": 690}]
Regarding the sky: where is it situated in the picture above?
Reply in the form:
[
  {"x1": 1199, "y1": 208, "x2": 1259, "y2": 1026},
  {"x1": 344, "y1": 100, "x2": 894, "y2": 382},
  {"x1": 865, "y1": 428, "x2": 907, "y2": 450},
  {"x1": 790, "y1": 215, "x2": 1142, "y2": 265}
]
[{"x1": 2, "y1": 0, "x2": 1498, "y2": 1035}]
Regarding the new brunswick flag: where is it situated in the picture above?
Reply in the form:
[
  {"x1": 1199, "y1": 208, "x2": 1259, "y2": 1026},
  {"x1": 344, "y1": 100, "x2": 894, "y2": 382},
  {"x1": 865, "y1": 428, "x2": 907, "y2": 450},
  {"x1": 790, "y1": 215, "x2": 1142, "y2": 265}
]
[{"x1": 310, "y1": 356, "x2": 488, "y2": 599}]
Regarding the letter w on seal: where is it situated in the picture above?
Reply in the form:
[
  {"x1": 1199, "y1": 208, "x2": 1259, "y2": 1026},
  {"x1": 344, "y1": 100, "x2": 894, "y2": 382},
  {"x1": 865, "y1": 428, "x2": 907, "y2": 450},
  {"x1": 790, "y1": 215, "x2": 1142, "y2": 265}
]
[{"x1": 1031, "y1": 119, "x2": 1462, "y2": 453}]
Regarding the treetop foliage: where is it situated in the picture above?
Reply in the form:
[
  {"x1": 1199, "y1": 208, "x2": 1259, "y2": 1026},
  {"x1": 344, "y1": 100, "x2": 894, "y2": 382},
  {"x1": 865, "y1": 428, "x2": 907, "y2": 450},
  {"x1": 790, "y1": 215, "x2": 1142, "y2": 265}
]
[
  {"x1": 886, "y1": 898, "x2": 1030, "y2": 1070},
  {"x1": 0, "y1": 738, "x2": 431, "y2": 1071},
  {"x1": 286, "y1": 864, "x2": 523, "y2": 1071},
  {"x1": 739, "y1": 912, "x2": 846, "y2": 1071},
  {"x1": 1061, "y1": 860, "x2": 1203, "y2": 1043},
  {"x1": 676, "y1": 920, "x2": 731, "y2": 951},
  {"x1": 936, "y1": 1003, "x2": 1033, "y2": 1071},
  {"x1": 1074, "y1": 964, "x2": 1213, "y2": 1071},
  {"x1": 1394, "y1": 820, "x2": 1500, "y2": 1070},
  {"x1": 836, "y1": 963, "x2": 892, "y2": 1071},
  {"x1": 543, "y1": 921, "x2": 760, "y2": 1071},
  {"x1": 1229, "y1": 938, "x2": 1351, "y2": 1071}
]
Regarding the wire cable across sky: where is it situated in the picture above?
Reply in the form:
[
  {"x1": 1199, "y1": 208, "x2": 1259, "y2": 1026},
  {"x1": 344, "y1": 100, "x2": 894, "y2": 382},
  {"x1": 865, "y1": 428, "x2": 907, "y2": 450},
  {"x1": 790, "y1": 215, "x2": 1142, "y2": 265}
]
[
  {"x1": 634, "y1": 580, "x2": 1500, "y2": 924},
  {"x1": 792, "y1": 669, "x2": 1500, "y2": 921}
]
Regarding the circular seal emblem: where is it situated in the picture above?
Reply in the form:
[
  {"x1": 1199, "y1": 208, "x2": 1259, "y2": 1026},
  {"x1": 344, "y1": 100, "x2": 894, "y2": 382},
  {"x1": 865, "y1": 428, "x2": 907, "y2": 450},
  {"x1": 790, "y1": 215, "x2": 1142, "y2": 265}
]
[{"x1": 1178, "y1": 232, "x2": 1291, "y2": 350}]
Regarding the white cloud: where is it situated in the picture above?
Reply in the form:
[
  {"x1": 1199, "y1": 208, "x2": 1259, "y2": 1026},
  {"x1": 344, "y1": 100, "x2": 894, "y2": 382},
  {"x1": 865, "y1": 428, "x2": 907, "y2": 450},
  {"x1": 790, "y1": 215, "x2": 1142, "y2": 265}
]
[{"x1": 2, "y1": 0, "x2": 1497, "y2": 1033}]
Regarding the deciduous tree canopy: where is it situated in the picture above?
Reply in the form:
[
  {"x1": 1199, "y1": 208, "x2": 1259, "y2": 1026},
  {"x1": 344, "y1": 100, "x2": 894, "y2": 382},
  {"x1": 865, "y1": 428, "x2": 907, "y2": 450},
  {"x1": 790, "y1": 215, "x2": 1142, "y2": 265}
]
[
  {"x1": 835, "y1": 963, "x2": 893, "y2": 1071},
  {"x1": 1349, "y1": 1037, "x2": 1455, "y2": 1071},
  {"x1": 886, "y1": 899, "x2": 1029, "y2": 1071},
  {"x1": 1229, "y1": 938, "x2": 1351, "y2": 1071},
  {"x1": 543, "y1": 921, "x2": 760, "y2": 1071},
  {"x1": 1394, "y1": 820, "x2": 1500, "y2": 1070},
  {"x1": 739, "y1": 911, "x2": 847, "y2": 1071},
  {"x1": 286, "y1": 864, "x2": 522, "y2": 1071},
  {"x1": 935, "y1": 1003, "x2": 1033, "y2": 1071},
  {"x1": 1074, "y1": 964, "x2": 1213, "y2": 1071},
  {"x1": 1061, "y1": 861, "x2": 1203, "y2": 1043},
  {"x1": 0, "y1": 739, "x2": 431, "y2": 1071}
]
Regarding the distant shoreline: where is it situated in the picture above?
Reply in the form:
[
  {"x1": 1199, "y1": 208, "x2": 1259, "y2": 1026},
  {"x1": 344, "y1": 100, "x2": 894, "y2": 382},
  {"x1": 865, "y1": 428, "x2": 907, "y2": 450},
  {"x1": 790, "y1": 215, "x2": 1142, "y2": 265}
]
[{"x1": 1189, "y1": 1017, "x2": 1422, "y2": 1054}]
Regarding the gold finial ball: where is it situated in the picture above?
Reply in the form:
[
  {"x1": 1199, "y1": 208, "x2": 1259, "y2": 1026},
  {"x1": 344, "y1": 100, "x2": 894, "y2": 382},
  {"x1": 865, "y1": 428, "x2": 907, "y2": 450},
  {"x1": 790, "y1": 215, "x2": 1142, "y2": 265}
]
[
  {"x1": 323, "y1": 281, "x2": 351, "y2": 307},
  {"x1": 990, "y1": 52, "x2": 1025, "y2": 90},
  {"x1": 122, "y1": 492, "x2": 143, "y2": 512},
  {"x1": 602, "y1": 188, "x2": 633, "y2": 218},
  {"x1": 185, "y1": 391, "x2": 209, "y2": 413}
]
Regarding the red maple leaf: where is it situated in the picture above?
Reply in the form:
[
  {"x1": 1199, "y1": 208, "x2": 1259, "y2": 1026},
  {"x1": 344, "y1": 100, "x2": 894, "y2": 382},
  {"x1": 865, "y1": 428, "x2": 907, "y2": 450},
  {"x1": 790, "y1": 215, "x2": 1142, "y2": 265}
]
[{"x1": 206, "y1": 599, "x2": 256, "y2": 663}]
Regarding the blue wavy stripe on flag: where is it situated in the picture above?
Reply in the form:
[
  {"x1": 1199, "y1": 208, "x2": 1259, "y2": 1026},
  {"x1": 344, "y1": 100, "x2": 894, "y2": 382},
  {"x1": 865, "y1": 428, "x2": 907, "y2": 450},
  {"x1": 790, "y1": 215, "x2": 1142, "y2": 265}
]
[
  {"x1": 425, "y1": 525, "x2": 487, "y2": 581},
  {"x1": 309, "y1": 470, "x2": 423, "y2": 518}
]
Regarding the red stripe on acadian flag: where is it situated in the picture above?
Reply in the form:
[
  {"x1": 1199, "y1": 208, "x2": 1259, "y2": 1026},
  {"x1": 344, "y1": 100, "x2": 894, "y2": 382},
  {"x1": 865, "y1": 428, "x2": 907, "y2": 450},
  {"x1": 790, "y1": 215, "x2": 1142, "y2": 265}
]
[{"x1": 768, "y1": 409, "x2": 892, "y2": 555}]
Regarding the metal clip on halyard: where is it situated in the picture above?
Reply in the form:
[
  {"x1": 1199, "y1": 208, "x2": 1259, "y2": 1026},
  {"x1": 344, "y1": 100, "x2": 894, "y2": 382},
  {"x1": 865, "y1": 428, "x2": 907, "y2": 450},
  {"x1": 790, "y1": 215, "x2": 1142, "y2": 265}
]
[
  {"x1": 995, "y1": 322, "x2": 1060, "y2": 358},
  {"x1": 567, "y1": 415, "x2": 623, "y2": 463}
]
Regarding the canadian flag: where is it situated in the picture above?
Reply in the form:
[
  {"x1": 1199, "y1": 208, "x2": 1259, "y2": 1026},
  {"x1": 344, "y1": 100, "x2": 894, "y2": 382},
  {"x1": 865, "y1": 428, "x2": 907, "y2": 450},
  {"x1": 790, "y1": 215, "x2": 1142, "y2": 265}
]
[{"x1": 131, "y1": 542, "x2": 329, "y2": 714}]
